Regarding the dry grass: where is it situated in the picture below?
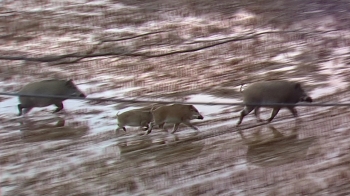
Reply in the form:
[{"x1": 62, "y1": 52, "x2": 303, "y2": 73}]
[{"x1": 2, "y1": 0, "x2": 350, "y2": 195}]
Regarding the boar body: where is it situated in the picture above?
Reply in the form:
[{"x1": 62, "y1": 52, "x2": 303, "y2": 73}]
[
  {"x1": 116, "y1": 109, "x2": 153, "y2": 132},
  {"x1": 147, "y1": 104, "x2": 204, "y2": 134},
  {"x1": 237, "y1": 80, "x2": 312, "y2": 125},
  {"x1": 18, "y1": 79, "x2": 86, "y2": 116}
]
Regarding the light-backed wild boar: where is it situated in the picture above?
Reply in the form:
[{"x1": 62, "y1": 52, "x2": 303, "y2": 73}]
[
  {"x1": 116, "y1": 104, "x2": 164, "y2": 132},
  {"x1": 116, "y1": 109, "x2": 153, "y2": 132},
  {"x1": 237, "y1": 80, "x2": 312, "y2": 125},
  {"x1": 147, "y1": 104, "x2": 204, "y2": 134},
  {"x1": 18, "y1": 79, "x2": 86, "y2": 116}
]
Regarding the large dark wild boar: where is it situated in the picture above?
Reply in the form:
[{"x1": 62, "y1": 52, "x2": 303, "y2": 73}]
[
  {"x1": 18, "y1": 79, "x2": 86, "y2": 116},
  {"x1": 237, "y1": 80, "x2": 312, "y2": 125},
  {"x1": 147, "y1": 104, "x2": 204, "y2": 134}
]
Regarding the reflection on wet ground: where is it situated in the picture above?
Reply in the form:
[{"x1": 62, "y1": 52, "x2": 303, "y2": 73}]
[
  {"x1": 2, "y1": 101, "x2": 350, "y2": 195},
  {"x1": 3, "y1": 0, "x2": 350, "y2": 195},
  {"x1": 117, "y1": 133, "x2": 204, "y2": 165},
  {"x1": 20, "y1": 117, "x2": 89, "y2": 143},
  {"x1": 239, "y1": 124, "x2": 316, "y2": 167}
]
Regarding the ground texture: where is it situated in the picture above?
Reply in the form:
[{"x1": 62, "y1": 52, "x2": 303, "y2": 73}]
[{"x1": 2, "y1": 0, "x2": 350, "y2": 195}]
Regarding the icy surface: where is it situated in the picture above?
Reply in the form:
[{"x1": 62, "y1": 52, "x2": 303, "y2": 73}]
[{"x1": 1, "y1": 0, "x2": 350, "y2": 195}]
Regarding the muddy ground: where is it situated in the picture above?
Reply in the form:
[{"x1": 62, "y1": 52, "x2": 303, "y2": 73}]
[{"x1": 2, "y1": 0, "x2": 350, "y2": 195}]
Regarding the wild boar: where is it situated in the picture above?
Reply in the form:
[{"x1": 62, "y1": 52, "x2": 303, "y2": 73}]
[
  {"x1": 18, "y1": 79, "x2": 86, "y2": 116},
  {"x1": 116, "y1": 109, "x2": 153, "y2": 132},
  {"x1": 147, "y1": 104, "x2": 204, "y2": 134},
  {"x1": 237, "y1": 80, "x2": 312, "y2": 125}
]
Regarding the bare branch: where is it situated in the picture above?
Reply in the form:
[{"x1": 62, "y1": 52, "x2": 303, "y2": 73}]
[
  {"x1": 0, "y1": 53, "x2": 79, "y2": 62},
  {"x1": 139, "y1": 30, "x2": 305, "y2": 58},
  {"x1": 99, "y1": 30, "x2": 170, "y2": 43},
  {"x1": 0, "y1": 29, "x2": 337, "y2": 64}
]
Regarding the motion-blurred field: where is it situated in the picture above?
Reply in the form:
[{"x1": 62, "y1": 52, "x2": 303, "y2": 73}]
[{"x1": 2, "y1": 0, "x2": 350, "y2": 195}]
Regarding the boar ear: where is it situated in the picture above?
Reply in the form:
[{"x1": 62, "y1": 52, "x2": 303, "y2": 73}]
[
  {"x1": 188, "y1": 105, "x2": 197, "y2": 111},
  {"x1": 65, "y1": 79, "x2": 74, "y2": 86},
  {"x1": 294, "y1": 83, "x2": 301, "y2": 89}
]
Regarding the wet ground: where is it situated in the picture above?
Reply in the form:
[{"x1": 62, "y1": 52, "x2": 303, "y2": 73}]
[{"x1": 2, "y1": 0, "x2": 350, "y2": 195}]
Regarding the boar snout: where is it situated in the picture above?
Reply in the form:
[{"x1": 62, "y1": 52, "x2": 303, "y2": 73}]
[
  {"x1": 197, "y1": 115, "x2": 204, "y2": 120},
  {"x1": 305, "y1": 97, "x2": 312, "y2": 102},
  {"x1": 300, "y1": 96, "x2": 312, "y2": 102},
  {"x1": 71, "y1": 92, "x2": 86, "y2": 98}
]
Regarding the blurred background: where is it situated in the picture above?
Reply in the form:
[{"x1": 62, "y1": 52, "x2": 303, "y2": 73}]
[{"x1": 1, "y1": 0, "x2": 350, "y2": 195}]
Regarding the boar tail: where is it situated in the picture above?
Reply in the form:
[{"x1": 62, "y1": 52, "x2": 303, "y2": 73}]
[
  {"x1": 150, "y1": 103, "x2": 160, "y2": 112},
  {"x1": 150, "y1": 106, "x2": 156, "y2": 111},
  {"x1": 240, "y1": 84, "x2": 245, "y2": 92}
]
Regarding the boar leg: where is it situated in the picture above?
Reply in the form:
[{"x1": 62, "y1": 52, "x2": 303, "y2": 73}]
[
  {"x1": 17, "y1": 104, "x2": 23, "y2": 116},
  {"x1": 140, "y1": 121, "x2": 149, "y2": 131},
  {"x1": 53, "y1": 103, "x2": 64, "y2": 113},
  {"x1": 268, "y1": 107, "x2": 281, "y2": 122},
  {"x1": 254, "y1": 107, "x2": 263, "y2": 122},
  {"x1": 171, "y1": 123, "x2": 181, "y2": 133},
  {"x1": 116, "y1": 126, "x2": 126, "y2": 132},
  {"x1": 18, "y1": 104, "x2": 33, "y2": 116},
  {"x1": 286, "y1": 106, "x2": 298, "y2": 117},
  {"x1": 237, "y1": 106, "x2": 255, "y2": 125},
  {"x1": 182, "y1": 121, "x2": 199, "y2": 131},
  {"x1": 146, "y1": 122, "x2": 155, "y2": 134},
  {"x1": 146, "y1": 127, "x2": 153, "y2": 134},
  {"x1": 158, "y1": 122, "x2": 167, "y2": 131}
]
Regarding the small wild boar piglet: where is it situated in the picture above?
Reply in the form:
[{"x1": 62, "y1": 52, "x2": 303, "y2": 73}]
[
  {"x1": 147, "y1": 104, "x2": 204, "y2": 134},
  {"x1": 237, "y1": 80, "x2": 312, "y2": 125},
  {"x1": 116, "y1": 109, "x2": 153, "y2": 132},
  {"x1": 18, "y1": 79, "x2": 86, "y2": 116}
]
